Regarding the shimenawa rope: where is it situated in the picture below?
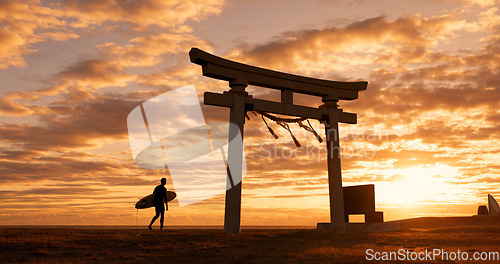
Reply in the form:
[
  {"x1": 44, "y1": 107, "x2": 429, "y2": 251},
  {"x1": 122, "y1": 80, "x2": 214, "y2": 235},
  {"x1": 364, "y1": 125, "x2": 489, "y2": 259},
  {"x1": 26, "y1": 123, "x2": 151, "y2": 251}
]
[{"x1": 250, "y1": 110, "x2": 323, "y2": 147}]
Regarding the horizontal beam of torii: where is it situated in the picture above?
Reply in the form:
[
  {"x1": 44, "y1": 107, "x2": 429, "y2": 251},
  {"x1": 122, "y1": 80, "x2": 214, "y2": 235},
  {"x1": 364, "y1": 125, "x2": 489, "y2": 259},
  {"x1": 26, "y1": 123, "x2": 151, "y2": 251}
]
[
  {"x1": 190, "y1": 48, "x2": 367, "y2": 233},
  {"x1": 204, "y1": 92, "x2": 357, "y2": 124}
]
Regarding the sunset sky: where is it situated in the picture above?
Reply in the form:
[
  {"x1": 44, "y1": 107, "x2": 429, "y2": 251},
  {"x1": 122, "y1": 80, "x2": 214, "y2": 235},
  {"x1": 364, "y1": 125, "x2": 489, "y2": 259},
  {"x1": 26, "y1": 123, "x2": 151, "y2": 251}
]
[{"x1": 0, "y1": 0, "x2": 499, "y2": 226}]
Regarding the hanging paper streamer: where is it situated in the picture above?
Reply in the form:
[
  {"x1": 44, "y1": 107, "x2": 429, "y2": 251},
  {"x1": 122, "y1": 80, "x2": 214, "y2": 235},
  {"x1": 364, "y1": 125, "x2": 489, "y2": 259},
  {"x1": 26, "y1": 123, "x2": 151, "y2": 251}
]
[
  {"x1": 277, "y1": 121, "x2": 301, "y2": 147},
  {"x1": 261, "y1": 115, "x2": 279, "y2": 139},
  {"x1": 298, "y1": 119, "x2": 323, "y2": 143}
]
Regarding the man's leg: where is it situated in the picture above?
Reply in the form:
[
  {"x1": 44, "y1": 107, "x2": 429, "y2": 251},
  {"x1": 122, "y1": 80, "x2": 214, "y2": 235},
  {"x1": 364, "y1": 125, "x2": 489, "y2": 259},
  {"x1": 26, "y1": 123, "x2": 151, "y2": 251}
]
[
  {"x1": 160, "y1": 207, "x2": 165, "y2": 229},
  {"x1": 149, "y1": 208, "x2": 161, "y2": 229}
]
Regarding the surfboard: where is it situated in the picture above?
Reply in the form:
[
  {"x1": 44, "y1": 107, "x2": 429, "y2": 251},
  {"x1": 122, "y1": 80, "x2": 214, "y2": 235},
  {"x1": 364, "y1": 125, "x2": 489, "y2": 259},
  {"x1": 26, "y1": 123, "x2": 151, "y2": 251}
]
[
  {"x1": 488, "y1": 194, "x2": 500, "y2": 216},
  {"x1": 135, "y1": 191, "x2": 176, "y2": 209}
]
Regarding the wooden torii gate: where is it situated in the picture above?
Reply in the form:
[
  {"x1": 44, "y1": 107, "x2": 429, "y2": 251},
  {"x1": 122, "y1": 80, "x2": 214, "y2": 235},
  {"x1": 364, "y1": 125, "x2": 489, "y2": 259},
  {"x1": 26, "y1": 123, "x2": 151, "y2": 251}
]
[{"x1": 189, "y1": 48, "x2": 367, "y2": 233}]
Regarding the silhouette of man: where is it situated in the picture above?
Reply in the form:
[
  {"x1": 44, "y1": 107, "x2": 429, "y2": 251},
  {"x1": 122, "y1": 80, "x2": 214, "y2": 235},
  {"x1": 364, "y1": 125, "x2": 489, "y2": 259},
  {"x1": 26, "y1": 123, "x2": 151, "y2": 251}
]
[{"x1": 148, "y1": 178, "x2": 168, "y2": 230}]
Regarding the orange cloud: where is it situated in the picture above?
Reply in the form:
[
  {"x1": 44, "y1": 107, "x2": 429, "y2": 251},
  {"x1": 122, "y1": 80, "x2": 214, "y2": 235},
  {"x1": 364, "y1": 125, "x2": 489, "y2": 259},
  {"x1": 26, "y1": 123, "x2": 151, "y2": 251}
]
[
  {"x1": 0, "y1": 95, "x2": 35, "y2": 116},
  {"x1": 98, "y1": 33, "x2": 212, "y2": 67},
  {"x1": 57, "y1": 59, "x2": 134, "y2": 88},
  {"x1": 0, "y1": 0, "x2": 78, "y2": 69},
  {"x1": 225, "y1": 14, "x2": 467, "y2": 73},
  {"x1": 60, "y1": 0, "x2": 226, "y2": 29},
  {"x1": 0, "y1": 28, "x2": 31, "y2": 68},
  {"x1": 0, "y1": 0, "x2": 224, "y2": 69}
]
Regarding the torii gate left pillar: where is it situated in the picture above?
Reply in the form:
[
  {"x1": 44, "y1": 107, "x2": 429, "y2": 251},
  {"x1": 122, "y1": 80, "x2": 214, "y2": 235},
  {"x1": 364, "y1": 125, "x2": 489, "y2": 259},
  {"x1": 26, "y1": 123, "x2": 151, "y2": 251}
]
[
  {"x1": 189, "y1": 48, "x2": 367, "y2": 233},
  {"x1": 224, "y1": 80, "x2": 247, "y2": 233}
]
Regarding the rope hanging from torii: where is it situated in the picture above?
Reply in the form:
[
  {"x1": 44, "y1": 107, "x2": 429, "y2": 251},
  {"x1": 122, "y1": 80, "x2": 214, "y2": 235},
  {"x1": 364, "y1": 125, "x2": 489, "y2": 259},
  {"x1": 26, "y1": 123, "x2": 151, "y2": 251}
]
[{"x1": 245, "y1": 110, "x2": 323, "y2": 147}]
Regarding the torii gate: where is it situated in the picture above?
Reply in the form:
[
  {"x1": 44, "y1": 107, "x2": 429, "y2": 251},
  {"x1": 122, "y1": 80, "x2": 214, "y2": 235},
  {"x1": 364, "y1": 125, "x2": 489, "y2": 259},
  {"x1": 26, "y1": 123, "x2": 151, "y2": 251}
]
[{"x1": 189, "y1": 48, "x2": 367, "y2": 233}]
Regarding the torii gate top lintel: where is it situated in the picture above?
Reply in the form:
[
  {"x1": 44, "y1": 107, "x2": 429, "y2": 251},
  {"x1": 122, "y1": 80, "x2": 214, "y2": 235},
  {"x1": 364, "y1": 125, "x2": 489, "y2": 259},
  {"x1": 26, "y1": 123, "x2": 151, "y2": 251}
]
[{"x1": 189, "y1": 48, "x2": 367, "y2": 101}]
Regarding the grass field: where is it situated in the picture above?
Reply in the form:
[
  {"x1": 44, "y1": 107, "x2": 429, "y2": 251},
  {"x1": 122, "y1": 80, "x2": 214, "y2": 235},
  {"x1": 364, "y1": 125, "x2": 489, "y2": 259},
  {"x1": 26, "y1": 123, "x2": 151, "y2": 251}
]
[{"x1": 1, "y1": 218, "x2": 500, "y2": 263}]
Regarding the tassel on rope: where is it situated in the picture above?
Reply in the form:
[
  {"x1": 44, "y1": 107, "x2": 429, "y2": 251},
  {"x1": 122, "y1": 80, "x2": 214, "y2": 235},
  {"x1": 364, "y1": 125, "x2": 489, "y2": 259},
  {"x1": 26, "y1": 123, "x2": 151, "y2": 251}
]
[
  {"x1": 261, "y1": 115, "x2": 279, "y2": 139},
  {"x1": 246, "y1": 110, "x2": 259, "y2": 121},
  {"x1": 277, "y1": 121, "x2": 301, "y2": 147},
  {"x1": 308, "y1": 119, "x2": 323, "y2": 143},
  {"x1": 245, "y1": 110, "x2": 259, "y2": 121},
  {"x1": 298, "y1": 120, "x2": 323, "y2": 143}
]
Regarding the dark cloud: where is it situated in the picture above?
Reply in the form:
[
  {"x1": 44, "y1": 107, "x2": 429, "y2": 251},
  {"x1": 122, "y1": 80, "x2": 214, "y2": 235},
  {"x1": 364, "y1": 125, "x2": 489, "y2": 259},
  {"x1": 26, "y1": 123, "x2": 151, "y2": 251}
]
[
  {"x1": 18, "y1": 187, "x2": 109, "y2": 196},
  {"x1": 0, "y1": 93, "x2": 146, "y2": 152}
]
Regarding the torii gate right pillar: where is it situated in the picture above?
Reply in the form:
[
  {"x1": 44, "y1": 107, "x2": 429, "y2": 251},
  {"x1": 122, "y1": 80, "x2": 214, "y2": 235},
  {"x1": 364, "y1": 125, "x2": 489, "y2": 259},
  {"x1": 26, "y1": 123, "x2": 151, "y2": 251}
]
[{"x1": 324, "y1": 99, "x2": 346, "y2": 232}]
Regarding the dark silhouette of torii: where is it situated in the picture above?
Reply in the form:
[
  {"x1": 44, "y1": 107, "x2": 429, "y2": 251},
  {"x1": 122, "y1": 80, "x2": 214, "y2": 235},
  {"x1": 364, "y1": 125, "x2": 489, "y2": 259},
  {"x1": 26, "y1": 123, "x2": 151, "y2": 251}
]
[{"x1": 190, "y1": 48, "x2": 367, "y2": 233}]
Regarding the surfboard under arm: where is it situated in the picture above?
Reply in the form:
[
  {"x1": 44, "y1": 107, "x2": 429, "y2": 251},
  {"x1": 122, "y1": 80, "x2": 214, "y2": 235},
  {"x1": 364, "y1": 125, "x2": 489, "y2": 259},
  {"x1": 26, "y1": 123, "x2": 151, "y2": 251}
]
[{"x1": 135, "y1": 191, "x2": 177, "y2": 209}]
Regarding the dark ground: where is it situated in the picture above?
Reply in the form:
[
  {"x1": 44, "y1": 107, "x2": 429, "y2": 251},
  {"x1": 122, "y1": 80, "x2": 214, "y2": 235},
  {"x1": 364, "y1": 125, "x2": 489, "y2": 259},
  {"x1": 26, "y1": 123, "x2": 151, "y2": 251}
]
[{"x1": 1, "y1": 217, "x2": 500, "y2": 263}]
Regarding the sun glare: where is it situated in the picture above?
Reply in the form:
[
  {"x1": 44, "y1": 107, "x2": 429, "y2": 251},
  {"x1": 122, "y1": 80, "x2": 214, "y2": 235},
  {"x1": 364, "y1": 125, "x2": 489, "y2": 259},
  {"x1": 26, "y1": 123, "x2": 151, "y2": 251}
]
[{"x1": 376, "y1": 165, "x2": 459, "y2": 204}]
